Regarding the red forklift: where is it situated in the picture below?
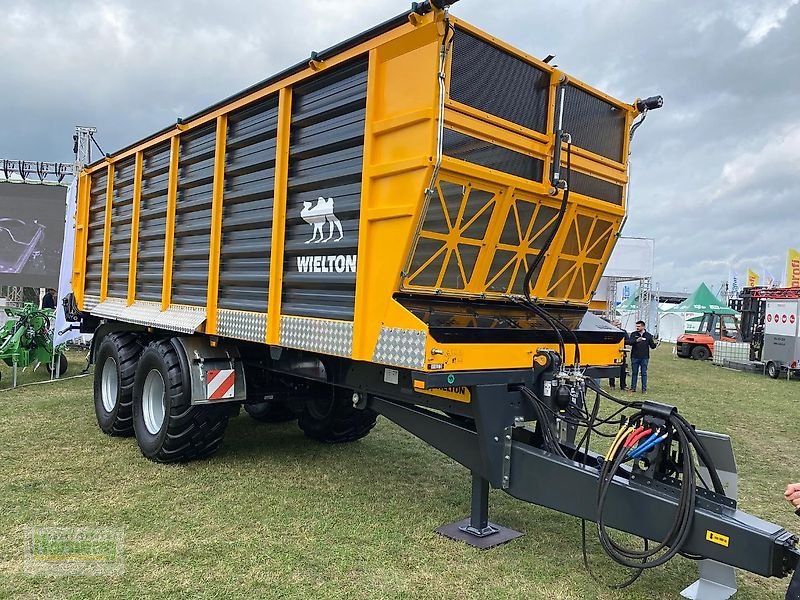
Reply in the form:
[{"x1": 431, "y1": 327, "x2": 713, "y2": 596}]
[{"x1": 676, "y1": 312, "x2": 742, "y2": 360}]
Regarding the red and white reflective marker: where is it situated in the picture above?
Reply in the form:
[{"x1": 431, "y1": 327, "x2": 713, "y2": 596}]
[{"x1": 206, "y1": 369, "x2": 235, "y2": 400}]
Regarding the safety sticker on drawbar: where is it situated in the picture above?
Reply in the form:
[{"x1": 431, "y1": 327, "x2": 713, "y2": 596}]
[
  {"x1": 705, "y1": 530, "x2": 729, "y2": 548},
  {"x1": 206, "y1": 369, "x2": 235, "y2": 400}
]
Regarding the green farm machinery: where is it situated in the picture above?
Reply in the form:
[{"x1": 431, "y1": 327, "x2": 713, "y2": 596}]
[{"x1": 0, "y1": 303, "x2": 67, "y2": 386}]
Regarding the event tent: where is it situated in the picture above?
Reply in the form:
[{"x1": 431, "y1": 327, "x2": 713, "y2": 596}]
[{"x1": 665, "y1": 283, "x2": 736, "y2": 315}]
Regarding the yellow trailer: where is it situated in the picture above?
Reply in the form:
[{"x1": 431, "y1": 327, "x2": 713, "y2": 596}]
[
  {"x1": 69, "y1": 0, "x2": 799, "y2": 586},
  {"x1": 75, "y1": 0, "x2": 636, "y2": 373}
]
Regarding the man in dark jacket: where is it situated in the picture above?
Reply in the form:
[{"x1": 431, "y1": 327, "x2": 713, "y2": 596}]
[
  {"x1": 41, "y1": 288, "x2": 57, "y2": 310},
  {"x1": 609, "y1": 320, "x2": 627, "y2": 390},
  {"x1": 628, "y1": 320, "x2": 657, "y2": 393}
]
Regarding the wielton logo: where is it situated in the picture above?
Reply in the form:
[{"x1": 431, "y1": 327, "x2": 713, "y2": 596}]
[
  {"x1": 296, "y1": 196, "x2": 356, "y2": 274},
  {"x1": 301, "y1": 197, "x2": 343, "y2": 243}
]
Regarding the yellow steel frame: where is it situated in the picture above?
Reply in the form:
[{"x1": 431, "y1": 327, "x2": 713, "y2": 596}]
[
  {"x1": 73, "y1": 7, "x2": 639, "y2": 374},
  {"x1": 127, "y1": 151, "x2": 144, "y2": 306},
  {"x1": 205, "y1": 115, "x2": 228, "y2": 335},
  {"x1": 266, "y1": 87, "x2": 292, "y2": 345},
  {"x1": 99, "y1": 164, "x2": 114, "y2": 302},
  {"x1": 161, "y1": 136, "x2": 181, "y2": 311},
  {"x1": 72, "y1": 172, "x2": 91, "y2": 308}
]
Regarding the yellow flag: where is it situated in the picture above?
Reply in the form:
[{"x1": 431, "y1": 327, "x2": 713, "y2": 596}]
[
  {"x1": 788, "y1": 249, "x2": 800, "y2": 288},
  {"x1": 746, "y1": 269, "x2": 760, "y2": 287}
]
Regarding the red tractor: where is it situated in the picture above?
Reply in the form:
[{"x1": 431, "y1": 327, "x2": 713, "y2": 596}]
[{"x1": 676, "y1": 312, "x2": 741, "y2": 360}]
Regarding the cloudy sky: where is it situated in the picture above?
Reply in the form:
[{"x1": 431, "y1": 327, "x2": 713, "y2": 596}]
[{"x1": 3, "y1": 0, "x2": 798, "y2": 293}]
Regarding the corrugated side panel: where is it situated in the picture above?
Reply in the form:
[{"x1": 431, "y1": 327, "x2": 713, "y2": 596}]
[
  {"x1": 136, "y1": 142, "x2": 170, "y2": 303},
  {"x1": 107, "y1": 157, "x2": 135, "y2": 298},
  {"x1": 85, "y1": 169, "x2": 108, "y2": 297},
  {"x1": 282, "y1": 58, "x2": 368, "y2": 321},
  {"x1": 172, "y1": 123, "x2": 216, "y2": 307},
  {"x1": 218, "y1": 96, "x2": 278, "y2": 312}
]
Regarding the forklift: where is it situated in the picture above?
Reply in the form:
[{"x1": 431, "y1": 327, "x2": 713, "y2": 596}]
[{"x1": 676, "y1": 312, "x2": 742, "y2": 360}]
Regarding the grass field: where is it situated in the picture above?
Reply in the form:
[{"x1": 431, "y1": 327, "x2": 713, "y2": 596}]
[{"x1": 0, "y1": 346, "x2": 797, "y2": 599}]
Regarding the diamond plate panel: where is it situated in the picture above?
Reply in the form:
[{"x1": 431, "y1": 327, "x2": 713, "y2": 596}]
[
  {"x1": 90, "y1": 300, "x2": 206, "y2": 334},
  {"x1": 373, "y1": 327, "x2": 427, "y2": 369},
  {"x1": 83, "y1": 295, "x2": 101, "y2": 312},
  {"x1": 280, "y1": 316, "x2": 353, "y2": 358},
  {"x1": 91, "y1": 298, "x2": 126, "y2": 320},
  {"x1": 217, "y1": 310, "x2": 267, "y2": 343}
]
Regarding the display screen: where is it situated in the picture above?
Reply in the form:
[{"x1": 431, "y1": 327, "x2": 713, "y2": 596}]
[{"x1": 0, "y1": 182, "x2": 67, "y2": 288}]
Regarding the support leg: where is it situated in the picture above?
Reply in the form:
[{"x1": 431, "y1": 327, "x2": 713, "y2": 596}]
[
  {"x1": 436, "y1": 472, "x2": 523, "y2": 549},
  {"x1": 681, "y1": 431, "x2": 738, "y2": 600},
  {"x1": 462, "y1": 473, "x2": 497, "y2": 537}
]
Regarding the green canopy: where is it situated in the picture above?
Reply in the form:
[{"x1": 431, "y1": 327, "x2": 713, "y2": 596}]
[
  {"x1": 618, "y1": 288, "x2": 639, "y2": 311},
  {"x1": 666, "y1": 283, "x2": 737, "y2": 315}
]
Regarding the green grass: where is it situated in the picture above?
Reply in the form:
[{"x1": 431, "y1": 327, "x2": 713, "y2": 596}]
[{"x1": 0, "y1": 346, "x2": 797, "y2": 599}]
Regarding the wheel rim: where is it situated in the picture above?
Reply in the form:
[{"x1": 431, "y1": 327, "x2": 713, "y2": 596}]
[
  {"x1": 142, "y1": 369, "x2": 166, "y2": 435},
  {"x1": 306, "y1": 393, "x2": 335, "y2": 421},
  {"x1": 101, "y1": 357, "x2": 118, "y2": 412}
]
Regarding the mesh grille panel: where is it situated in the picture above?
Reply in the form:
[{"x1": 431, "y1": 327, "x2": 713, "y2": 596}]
[
  {"x1": 443, "y1": 129, "x2": 543, "y2": 182},
  {"x1": 563, "y1": 85, "x2": 626, "y2": 162},
  {"x1": 568, "y1": 169, "x2": 623, "y2": 205},
  {"x1": 450, "y1": 28, "x2": 550, "y2": 133}
]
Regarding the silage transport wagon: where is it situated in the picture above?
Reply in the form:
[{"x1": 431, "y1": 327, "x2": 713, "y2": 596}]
[{"x1": 71, "y1": 0, "x2": 798, "y2": 590}]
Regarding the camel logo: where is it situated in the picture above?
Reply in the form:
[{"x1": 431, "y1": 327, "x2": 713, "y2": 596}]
[
  {"x1": 301, "y1": 197, "x2": 343, "y2": 243},
  {"x1": 295, "y1": 196, "x2": 356, "y2": 274}
]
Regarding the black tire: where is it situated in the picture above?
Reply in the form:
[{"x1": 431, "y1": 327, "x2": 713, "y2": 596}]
[
  {"x1": 767, "y1": 361, "x2": 780, "y2": 379},
  {"x1": 93, "y1": 333, "x2": 142, "y2": 436},
  {"x1": 46, "y1": 353, "x2": 69, "y2": 377},
  {"x1": 132, "y1": 339, "x2": 230, "y2": 463},
  {"x1": 298, "y1": 385, "x2": 377, "y2": 443},
  {"x1": 690, "y1": 345, "x2": 710, "y2": 361},
  {"x1": 244, "y1": 398, "x2": 296, "y2": 423}
]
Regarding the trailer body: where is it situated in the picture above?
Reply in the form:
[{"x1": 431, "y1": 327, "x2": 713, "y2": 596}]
[
  {"x1": 71, "y1": 2, "x2": 798, "y2": 588},
  {"x1": 74, "y1": 9, "x2": 632, "y2": 374}
]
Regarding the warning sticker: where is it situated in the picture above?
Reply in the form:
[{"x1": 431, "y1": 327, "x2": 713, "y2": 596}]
[
  {"x1": 206, "y1": 369, "x2": 235, "y2": 400},
  {"x1": 705, "y1": 530, "x2": 729, "y2": 548}
]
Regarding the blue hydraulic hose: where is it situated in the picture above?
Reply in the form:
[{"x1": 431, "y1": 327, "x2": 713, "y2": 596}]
[{"x1": 629, "y1": 432, "x2": 669, "y2": 460}]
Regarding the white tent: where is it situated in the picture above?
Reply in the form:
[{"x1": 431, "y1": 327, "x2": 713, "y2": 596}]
[{"x1": 658, "y1": 312, "x2": 686, "y2": 343}]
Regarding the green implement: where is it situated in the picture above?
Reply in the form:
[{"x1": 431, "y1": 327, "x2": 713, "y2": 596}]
[{"x1": 0, "y1": 303, "x2": 67, "y2": 387}]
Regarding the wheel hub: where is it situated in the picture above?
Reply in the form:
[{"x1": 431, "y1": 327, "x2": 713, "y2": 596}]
[
  {"x1": 142, "y1": 369, "x2": 166, "y2": 435},
  {"x1": 101, "y1": 357, "x2": 118, "y2": 412}
]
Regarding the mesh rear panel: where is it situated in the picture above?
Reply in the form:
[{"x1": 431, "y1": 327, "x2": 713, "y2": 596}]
[
  {"x1": 562, "y1": 85, "x2": 625, "y2": 162},
  {"x1": 568, "y1": 170, "x2": 623, "y2": 205},
  {"x1": 450, "y1": 28, "x2": 550, "y2": 133},
  {"x1": 443, "y1": 129, "x2": 544, "y2": 182}
]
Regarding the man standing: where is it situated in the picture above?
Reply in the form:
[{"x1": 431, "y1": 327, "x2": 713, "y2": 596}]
[
  {"x1": 609, "y1": 320, "x2": 627, "y2": 391},
  {"x1": 629, "y1": 320, "x2": 657, "y2": 393},
  {"x1": 41, "y1": 288, "x2": 57, "y2": 310}
]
